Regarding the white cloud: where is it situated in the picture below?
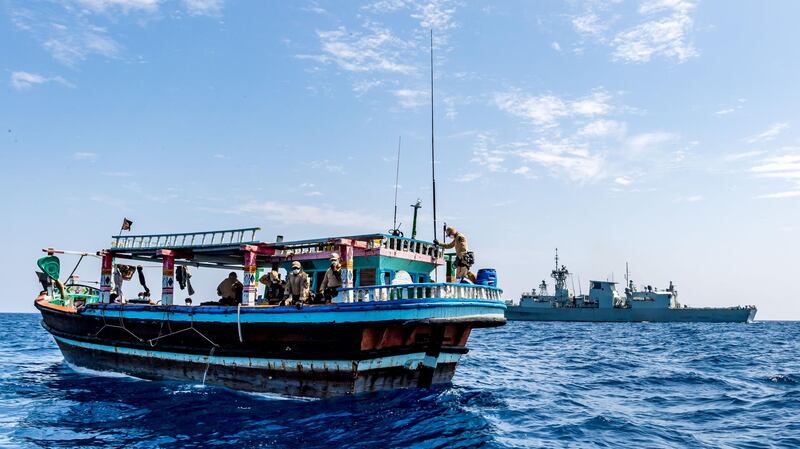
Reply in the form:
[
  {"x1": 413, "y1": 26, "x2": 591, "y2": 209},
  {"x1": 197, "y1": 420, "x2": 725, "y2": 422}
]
[
  {"x1": 10, "y1": 71, "x2": 72, "y2": 90},
  {"x1": 551, "y1": 42, "x2": 562, "y2": 52},
  {"x1": 76, "y1": 0, "x2": 159, "y2": 13},
  {"x1": 724, "y1": 150, "x2": 764, "y2": 162},
  {"x1": 11, "y1": 0, "x2": 222, "y2": 66},
  {"x1": 220, "y1": 201, "x2": 385, "y2": 230},
  {"x1": 470, "y1": 133, "x2": 506, "y2": 172},
  {"x1": 756, "y1": 190, "x2": 800, "y2": 199},
  {"x1": 579, "y1": 119, "x2": 627, "y2": 138},
  {"x1": 453, "y1": 173, "x2": 481, "y2": 183},
  {"x1": 393, "y1": 89, "x2": 428, "y2": 108},
  {"x1": 612, "y1": 0, "x2": 698, "y2": 63},
  {"x1": 72, "y1": 152, "x2": 97, "y2": 161},
  {"x1": 627, "y1": 131, "x2": 678, "y2": 153},
  {"x1": 494, "y1": 89, "x2": 613, "y2": 127},
  {"x1": 715, "y1": 108, "x2": 735, "y2": 115},
  {"x1": 518, "y1": 148, "x2": 603, "y2": 181},
  {"x1": 299, "y1": 26, "x2": 416, "y2": 74},
  {"x1": 746, "y1": 123, "x2": 788, "y2": 144},
  {"x1": 751, "y1": 155, "x2": 800, "y2": 178},
  {"x1": 614, "y1": 176, "x2": 633, "y2": 186},
  {"x1": 572, "y1": 13, "x2": 606, "y2": 36},
  {"x1": 751, "y1": 153, "x2": 800, "y2": 199},
  {"x1": 183, "y1": 0, "x2": 224, "y2": 16}
]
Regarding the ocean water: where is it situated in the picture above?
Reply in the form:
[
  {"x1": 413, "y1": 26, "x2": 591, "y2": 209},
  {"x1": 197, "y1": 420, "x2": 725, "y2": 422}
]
[{"x1": 1, "y1": 314, "x2": 798, "y2": 449}]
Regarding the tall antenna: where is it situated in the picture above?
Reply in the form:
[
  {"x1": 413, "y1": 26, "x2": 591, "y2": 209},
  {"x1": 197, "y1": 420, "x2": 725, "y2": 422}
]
[
  {"x1": 430, "y1": 29, "x2": 438, "y2": 243},
  {"x1": 391, "y1": 136, "x2": 402, "y2": 235}
]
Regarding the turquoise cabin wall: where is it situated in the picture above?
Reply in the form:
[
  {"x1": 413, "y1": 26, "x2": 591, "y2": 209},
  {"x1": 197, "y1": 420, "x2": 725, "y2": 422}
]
[{"x1": 271, "y1": 255, "x2": 436, "y2": 289}]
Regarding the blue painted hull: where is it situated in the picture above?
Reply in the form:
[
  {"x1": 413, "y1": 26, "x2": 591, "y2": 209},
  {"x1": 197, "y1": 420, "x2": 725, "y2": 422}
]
[{"x1": 505, "y1": 306, "x2": 756, "y2": 323}]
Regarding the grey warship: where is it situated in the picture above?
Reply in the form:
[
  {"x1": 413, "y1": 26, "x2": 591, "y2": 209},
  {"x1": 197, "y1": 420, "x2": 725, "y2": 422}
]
[{"x1": 505, "y1": 251, "x2": 756, "y2": 323}]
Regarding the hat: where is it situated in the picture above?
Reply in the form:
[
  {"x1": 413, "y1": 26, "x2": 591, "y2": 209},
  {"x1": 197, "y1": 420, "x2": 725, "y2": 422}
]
[
  {"x1": 291, "y1": 261, "x2": 301, "y2": 269},
  {"x1": 445, "y1": 226, "x2": 456, "y2": 235},
  {"x1": 329, "y1": 252, "x2": 340, "y2": 261}
]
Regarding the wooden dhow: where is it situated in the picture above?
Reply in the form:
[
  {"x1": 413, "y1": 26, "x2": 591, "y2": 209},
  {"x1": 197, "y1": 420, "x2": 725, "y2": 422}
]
[{"x1": 35, "y1": 228, "x2": 506, "y2": 397}]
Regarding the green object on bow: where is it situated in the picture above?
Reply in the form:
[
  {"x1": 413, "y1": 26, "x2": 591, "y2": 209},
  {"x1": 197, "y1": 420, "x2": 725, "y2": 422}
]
[{"x1": 37, "y1": 256, "x2": 61, "y2": 281}]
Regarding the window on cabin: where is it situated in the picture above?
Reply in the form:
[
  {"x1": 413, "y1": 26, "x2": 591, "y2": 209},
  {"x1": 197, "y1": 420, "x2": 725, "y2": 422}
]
[
  {"x1": 383, "y1": 271, "x2": 391, "y2": 285},
  {"x1": 591, "y1": 282, "x2": 602, "y2": 290},
  {"x1": 359, "y1": 268, "x2": 377, "y2": 286}
]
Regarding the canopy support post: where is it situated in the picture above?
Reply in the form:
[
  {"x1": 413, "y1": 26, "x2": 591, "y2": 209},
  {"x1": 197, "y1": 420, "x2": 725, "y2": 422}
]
[
  {"x1": 340, "y1": 244, "x2": 354, "y2": 303},
  {"x1": 242, "y1": 248, "x2": 257, "y2": 306},
  {"x1": 99, "y1": 251, "x2": 113, "y2": 303},
  {"x1": 159, "y1": 250, "x2": 175, "y2": 305}
]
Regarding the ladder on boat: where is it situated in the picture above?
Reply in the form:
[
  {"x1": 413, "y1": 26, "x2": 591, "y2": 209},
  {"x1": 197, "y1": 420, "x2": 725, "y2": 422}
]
[{"x1": 111, "y1": 227, "x2": 260, "y2": 250}]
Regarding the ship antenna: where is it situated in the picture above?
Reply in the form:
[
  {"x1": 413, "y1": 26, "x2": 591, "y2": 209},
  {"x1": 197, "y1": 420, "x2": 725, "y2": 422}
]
[
  {"x1": 429, "y1": 29, "x2": 439, "y2": 281},
  {"x1": 390, "y1": 135, "x2": 402, "y2": 236}
]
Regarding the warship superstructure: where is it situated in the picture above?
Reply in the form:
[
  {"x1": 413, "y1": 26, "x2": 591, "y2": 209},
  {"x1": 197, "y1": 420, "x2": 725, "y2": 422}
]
[{"x1": 505, "y1": 251, "x2": 756, "y2": 323}]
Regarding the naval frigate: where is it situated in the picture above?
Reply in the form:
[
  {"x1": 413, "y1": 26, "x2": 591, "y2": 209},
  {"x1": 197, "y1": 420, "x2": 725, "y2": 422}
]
[{"x1": 505, "y1": 251, "x2": 756, "y2": 323}]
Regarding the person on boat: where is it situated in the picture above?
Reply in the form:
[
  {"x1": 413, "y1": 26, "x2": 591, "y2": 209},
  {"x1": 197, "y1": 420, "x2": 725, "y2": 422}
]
[
  {"x1": 319, "y1": 253, "x2": 342, "y2": 303},
  {"x1": 435, "y1": 226, "x2": 474, "y2": 281},
  {"x1": 259, "y1": 263, "x2": 282, "y2": 301},
  {"x1": 217, "y1": 272, "x2": 243, "y2": 306},
  {"x1": 284, "y1": 261, "x2": 309, "y2": 306}
]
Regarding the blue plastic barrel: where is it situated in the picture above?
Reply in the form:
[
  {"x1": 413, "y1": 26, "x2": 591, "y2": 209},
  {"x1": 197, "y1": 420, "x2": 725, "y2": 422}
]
[{"x1": 476, "y1": 268, "x2": 497, "y2": 287}]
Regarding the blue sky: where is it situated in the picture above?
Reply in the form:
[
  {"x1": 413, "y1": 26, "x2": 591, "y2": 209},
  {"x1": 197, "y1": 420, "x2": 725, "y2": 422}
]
[{"x1": 2, "y1": 0, "x2": 799, "y2": 319}]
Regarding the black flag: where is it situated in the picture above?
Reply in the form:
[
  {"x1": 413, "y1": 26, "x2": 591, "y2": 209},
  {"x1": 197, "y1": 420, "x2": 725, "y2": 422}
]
[{"x1": 121, "y1": 218, "x2": 133, "y2": 231}]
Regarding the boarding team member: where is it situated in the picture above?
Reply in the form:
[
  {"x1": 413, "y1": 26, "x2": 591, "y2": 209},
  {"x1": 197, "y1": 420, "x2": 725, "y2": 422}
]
[
  {"x1": 319, "y1": 252, "x2": 343, "y2": 302},
  {"x1": 217, "y1": 272, "x2": 244, "y2": 305},
  {"x1": 284, "y1": 261, "x2": 310, "y2": 306},
  {"x1": 435, "y1": 226, "x2": 474, "y2": 281},
  {"x1": 259, "y1": 263, "x2": 282, "y2": 300}
]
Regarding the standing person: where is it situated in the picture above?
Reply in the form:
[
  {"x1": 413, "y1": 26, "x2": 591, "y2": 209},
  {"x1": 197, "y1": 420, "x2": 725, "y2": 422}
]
[
  {"x1": 319, "y1": 253, "x2": 342, "y2": 303},
  {"x1": 259, "y1": 263, "x2": 282, "y2": 301},
  {"x1": 435, "y1": 226, "x2": 474, "y2": 281},
  {"x1": 284, "y1": 261, "x2": 309, "y2": 306},
  {"x1": 217, "y1": 272, "x2": 243, "y2": 306}
]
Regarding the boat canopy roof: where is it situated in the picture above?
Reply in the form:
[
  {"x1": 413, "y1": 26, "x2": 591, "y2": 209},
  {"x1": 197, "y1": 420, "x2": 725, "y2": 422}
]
[{"x1": 106, "y1": 228, "x2": 444, "y2": 270}]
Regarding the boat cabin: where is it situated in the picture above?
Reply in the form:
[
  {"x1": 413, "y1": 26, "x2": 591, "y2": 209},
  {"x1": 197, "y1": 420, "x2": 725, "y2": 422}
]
[{"x1": 39, "y1": 228, "x2": 506, "y2": 308}]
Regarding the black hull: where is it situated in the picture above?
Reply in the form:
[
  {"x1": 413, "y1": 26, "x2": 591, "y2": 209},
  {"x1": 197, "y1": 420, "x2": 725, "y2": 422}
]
[
  {"x1": 56, "y1": 338, "x2": 458, "y2": 397},
  {"x1": 36, "y1": 300, "x2": 496, "y2": 397}
]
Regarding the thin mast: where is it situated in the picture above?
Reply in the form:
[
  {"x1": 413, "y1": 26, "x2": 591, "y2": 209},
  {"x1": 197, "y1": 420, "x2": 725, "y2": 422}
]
[
  {"x1": 392, "y1": 136, "x2": 402, "y2": 233},
  {"x1": 430, "y1": 29, "x2": 438, "y2": 243}
]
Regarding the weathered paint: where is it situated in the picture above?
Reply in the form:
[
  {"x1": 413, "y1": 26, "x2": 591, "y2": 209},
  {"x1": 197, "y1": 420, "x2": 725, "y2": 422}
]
[
  {"x1": 99, "y1": 251, "x2": 113, "y2": 304},
  {"x1": 159, "y1": 250, "x2": 175, "y2": 305},
  {"x1": 242, "y1": 249, "x2": 257, "y2": 306},
  {"x1": 76, "y1": 298, "x2": 507, "y2": 324},
  {"x1": 52, "y1": 335, "x2": 461, "y2": 372}
]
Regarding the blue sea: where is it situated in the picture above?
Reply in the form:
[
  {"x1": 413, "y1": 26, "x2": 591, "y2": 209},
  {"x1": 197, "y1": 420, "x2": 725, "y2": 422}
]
[{"x1": 1, "y1": 314, "x2": 798, "y2": 449}]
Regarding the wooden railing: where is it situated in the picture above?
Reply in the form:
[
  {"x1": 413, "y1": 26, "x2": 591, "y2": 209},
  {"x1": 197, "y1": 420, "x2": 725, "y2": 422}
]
[
  {"x1": 335, "y1": 282, "x2": 502, "y2": 303},
  {"x1": 111, "y1": 228, "x2": 260, "y2": 250}
]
